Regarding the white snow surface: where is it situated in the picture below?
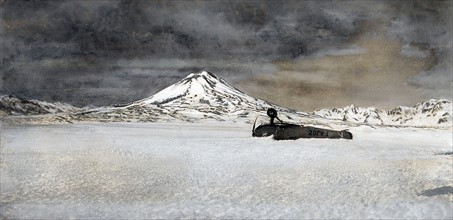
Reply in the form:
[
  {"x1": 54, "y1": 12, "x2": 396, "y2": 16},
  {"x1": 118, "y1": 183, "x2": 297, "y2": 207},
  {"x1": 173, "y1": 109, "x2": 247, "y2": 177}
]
[{"x1": 1, "y1": 122, "x2": 452, "y2": 219}]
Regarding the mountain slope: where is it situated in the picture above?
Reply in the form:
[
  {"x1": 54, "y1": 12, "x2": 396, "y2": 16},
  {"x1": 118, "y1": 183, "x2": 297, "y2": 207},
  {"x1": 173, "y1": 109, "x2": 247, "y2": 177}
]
[{"x1": 0, "y1": 95, "x2": 78, "y2": 116}]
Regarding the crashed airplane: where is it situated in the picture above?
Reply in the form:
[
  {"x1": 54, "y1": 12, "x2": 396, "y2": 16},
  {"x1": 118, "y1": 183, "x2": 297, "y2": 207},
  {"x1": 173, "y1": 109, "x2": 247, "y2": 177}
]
[{"x1": 253, "y1": 108, "x2": 353, "y2": 140}]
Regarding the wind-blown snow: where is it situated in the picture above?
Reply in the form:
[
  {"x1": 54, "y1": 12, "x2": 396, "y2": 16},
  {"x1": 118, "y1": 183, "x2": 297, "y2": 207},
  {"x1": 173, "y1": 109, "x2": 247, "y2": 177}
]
[{"x1": 1, "y1": 122, "x2": 452, "y2": 219}]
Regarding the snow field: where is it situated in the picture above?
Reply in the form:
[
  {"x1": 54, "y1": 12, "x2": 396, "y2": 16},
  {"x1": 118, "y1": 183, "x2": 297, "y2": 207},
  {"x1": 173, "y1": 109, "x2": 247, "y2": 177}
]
[{"x1": 1, "y1": 122, "x2": 452, "y2": 219}]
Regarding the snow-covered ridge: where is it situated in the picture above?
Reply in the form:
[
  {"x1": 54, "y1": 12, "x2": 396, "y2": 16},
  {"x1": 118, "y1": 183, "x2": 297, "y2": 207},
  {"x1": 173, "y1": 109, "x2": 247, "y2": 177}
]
[
  {"x1": 314, "y1": 99, "x2": 452, "y2": 126},
  {"x1": 0, "y1": 95, "x2": 79, "y2": 116}
]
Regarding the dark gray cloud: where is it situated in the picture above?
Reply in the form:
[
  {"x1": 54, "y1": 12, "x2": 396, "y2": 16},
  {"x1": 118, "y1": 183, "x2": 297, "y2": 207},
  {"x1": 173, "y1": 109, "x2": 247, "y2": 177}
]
[
  {"x1": 0, "y1": 1, "x2": 363, "y2": 59},
  {"x1": 387, "y1": 1, "x2": 452, "y2": 99},
  {"x1": 0, "y1": 0, "x2": 451, "y2": 108}
]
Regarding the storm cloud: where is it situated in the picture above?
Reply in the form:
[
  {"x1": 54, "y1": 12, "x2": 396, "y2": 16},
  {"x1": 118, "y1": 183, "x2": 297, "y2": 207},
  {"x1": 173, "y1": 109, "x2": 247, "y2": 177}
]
[{"x1": 0, "y1": 0, "x2": 451, "y2": 109}]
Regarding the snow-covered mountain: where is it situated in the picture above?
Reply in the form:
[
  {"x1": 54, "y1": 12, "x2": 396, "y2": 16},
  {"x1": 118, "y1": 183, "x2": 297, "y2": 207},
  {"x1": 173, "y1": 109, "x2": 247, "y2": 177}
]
[
  {"x1": 78, "y1": 71, "x2": 297, "y2": 122},
  {"x1": 314, "y1": 99, "x2": 452, "y2": 127},
  {"x1": 0, "y1": 95, "x2": 78, "y2": 116},
  {"x1": 129, "y1": 71, "x2": 292, "y2": 116}
]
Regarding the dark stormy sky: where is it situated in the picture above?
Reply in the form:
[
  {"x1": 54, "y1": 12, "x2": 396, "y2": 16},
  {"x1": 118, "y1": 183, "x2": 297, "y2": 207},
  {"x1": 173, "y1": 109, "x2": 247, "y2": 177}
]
[{"x1": 1, "y1": 0, "x2": 451, "y2": 111}]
